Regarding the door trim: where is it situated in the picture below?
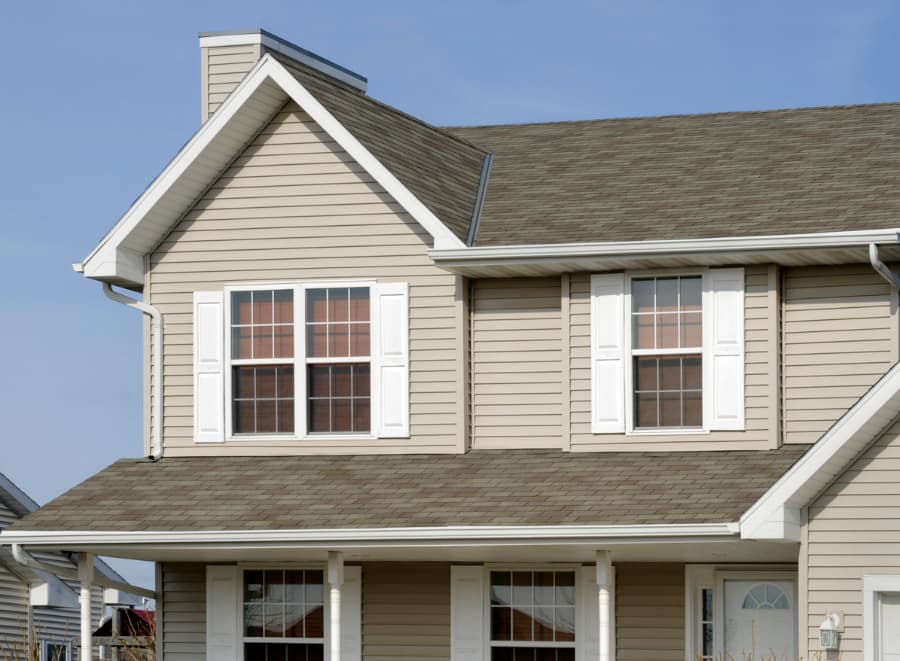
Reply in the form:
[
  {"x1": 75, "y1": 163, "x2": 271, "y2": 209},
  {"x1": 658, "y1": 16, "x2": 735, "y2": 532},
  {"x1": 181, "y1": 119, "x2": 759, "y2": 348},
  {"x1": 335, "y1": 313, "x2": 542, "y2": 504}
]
[{"x1": 864, "y1": 574, "x2": 900, "y2": 661}]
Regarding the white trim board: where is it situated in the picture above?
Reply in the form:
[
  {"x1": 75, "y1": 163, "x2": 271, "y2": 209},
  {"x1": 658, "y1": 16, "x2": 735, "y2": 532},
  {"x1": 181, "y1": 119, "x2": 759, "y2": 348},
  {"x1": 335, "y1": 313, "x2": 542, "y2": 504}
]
[
  {"x1": 741, "y1": 361, "x2": 900, "y2": 541},
  {"x1": 80, "y1": 53, "x2": 465, "y2": 287}
]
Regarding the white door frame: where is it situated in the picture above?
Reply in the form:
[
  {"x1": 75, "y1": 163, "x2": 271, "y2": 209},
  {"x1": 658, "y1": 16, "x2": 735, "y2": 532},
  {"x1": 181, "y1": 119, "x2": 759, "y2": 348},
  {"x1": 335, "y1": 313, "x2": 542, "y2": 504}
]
[{"x1": 864, "y1": 574, "x2": 900, "y2": 661}]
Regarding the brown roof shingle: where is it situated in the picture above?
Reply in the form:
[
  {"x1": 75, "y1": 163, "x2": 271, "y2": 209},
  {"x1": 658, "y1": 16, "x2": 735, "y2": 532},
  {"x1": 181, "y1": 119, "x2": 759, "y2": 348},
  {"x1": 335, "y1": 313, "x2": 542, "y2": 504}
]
[
  {"x1": 10, "y1": 447, "x2": 808, "y2": 533},
  {"x1": 447, "y1": 103, "x2": 900, "y2": 246}
]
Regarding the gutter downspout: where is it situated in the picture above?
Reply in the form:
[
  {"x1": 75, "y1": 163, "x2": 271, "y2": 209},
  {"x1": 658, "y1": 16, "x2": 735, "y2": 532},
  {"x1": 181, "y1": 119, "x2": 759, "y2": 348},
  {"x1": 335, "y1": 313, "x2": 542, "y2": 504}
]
[
  {"x1": 869, "y1": 243, "x2": 900, "y2": 289},
  {"x1": 101, "y1": 283, "x2": 164, "y2": 459},
  {"x1": 10, "y1": 544, "x2": 156, "y2": 601}
]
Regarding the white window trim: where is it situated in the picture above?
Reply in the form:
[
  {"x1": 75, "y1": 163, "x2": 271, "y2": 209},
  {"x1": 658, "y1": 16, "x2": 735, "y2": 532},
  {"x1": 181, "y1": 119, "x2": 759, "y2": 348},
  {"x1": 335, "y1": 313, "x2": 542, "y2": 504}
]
[
  {"x1": 624, "y1": 269, "x2": 711, "y2": 436},
  {"x1": 863, "y1": 574, "x2": 900, "y2": 661},
  {"x1": 481, "y1": 564, "x2": 582, "y2": 658},
  {"x1": 685, "y1": 566, "x2": 797, "y2": 661},
  {"x1": 223, "y1": 280, "x2": 377, "y2": 442},
  {"x1": 237, "y1": 564, "x2": 329, "y2": 661},
  {"x1": 39, "y1": 640, "x2": 72, "y2": 661}
]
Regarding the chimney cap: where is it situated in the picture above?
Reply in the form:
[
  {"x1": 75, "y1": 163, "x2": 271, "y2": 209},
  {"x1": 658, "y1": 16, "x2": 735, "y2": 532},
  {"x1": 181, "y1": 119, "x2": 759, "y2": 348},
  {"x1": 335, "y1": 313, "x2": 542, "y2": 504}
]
[{"x1": 198, "y1": 29, "x2": 367, "y2": 92}]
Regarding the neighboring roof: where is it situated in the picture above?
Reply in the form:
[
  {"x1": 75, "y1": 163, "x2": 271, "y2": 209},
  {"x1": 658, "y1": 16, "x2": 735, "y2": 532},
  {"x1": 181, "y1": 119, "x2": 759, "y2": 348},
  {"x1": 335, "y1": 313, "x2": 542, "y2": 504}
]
[
  {"x1": 274, "y1": 53, "x2": 487, "y2": 243},
  {"x1": 9, "y1": 447, "x2": 808, "y2": 534},
  {"x1": 742, "y1": 360, "x2": 900, "y2": 541},
  {"x1": 446, "y1": 103, "x2": 900, "y2": 246}
]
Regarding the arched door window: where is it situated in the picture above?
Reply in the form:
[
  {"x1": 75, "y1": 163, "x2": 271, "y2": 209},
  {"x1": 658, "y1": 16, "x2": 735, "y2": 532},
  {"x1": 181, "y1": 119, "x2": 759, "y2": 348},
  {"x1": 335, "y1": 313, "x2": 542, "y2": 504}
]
[{"x1": 741, "y1": 583, "x2": 791, "y2": 610}]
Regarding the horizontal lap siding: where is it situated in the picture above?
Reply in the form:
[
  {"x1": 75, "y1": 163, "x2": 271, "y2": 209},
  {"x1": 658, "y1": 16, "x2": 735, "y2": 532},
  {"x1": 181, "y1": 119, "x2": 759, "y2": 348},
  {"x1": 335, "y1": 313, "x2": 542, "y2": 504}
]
[
  {"x1": 0, "y1": 562, "x2": 27, "y2": 651},
  {"x1": 805, "y1": 419, "x2": 900, "y2": 659},
  {"x1": 161, "y1": 563, "x2": 206, "y2": 661},
  {"x1": 783, "y1": 265, "x2": 897, "y2": 444},
  {"x1": 569, "y1": 266, "x2": 772, "y2": 451},
  {"x1": 362, "y1": 563, "x2": 451, "y2": 660},
  {"x1": 149, "y1": 102, "x2": 460, "y2": 455},
  {"x1": 203, "y1": 44, "x2": 260, "y2": 118},
  {"x1": 471, "y1": 278, "x2": 563, "y2": 448},
  {"x1": 616, "y1": 563, "x2": 684, "y2": 661}
]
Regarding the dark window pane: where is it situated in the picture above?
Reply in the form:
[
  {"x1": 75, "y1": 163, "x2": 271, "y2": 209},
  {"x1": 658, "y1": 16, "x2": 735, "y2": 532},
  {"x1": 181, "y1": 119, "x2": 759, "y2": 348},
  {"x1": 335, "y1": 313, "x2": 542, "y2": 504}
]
[
  {"x1": 534, "y1": 606, "x2": 554, "y2": 641},
  {"x1": 244, "y1": 604, "x2": 264, "y2": 636},
  {"x1": 633, "y1": 314, "x2": 655, "y2": 349},
  {"x1": 305, "y1": 605, "x2": 324, "y2": 638},
  {"x1": 558, "y1": 649, "x2": 575, "y2": 661},
  {"x1": 534, "y1": 572, "x2": 554, "y2": 605},
  {"x1": 307, "y1": 324, "x2": 327, "y2": 358},
  {"x1": 635, "y1": 392, "x2": 658, "y2": 428},
  {"x1": 328, "y1": 323, "x2": 350, "y2": 357},
  {"x1": 634, "y1": 357, "x2": 657, "y2": 391},
  {"x1": 683, "y1": 357, "x2": 702, "y2": 390},
  {"x1": 253, "y1": 291, "x2": 274, "y2": 325},
  {"x1": 632, "y1": 278, "x2": 655, "y2": 313},
  {"x1": 491, "y1": 607, "x2": 512, "y2": 640},
  {"x1": 235, "y1": 400, "x2": 255, "y2": 434},
  {"x1": 306, "y1": 289, "x2": 327, "y2": 323},
  {"x1": 286, "y1": 645, "x2": 306, "y2": 661},
  {"x1": 659, "y1": 358, "x2": 681, "y2": 390},
  {"x1": 265, "y1": 570, "x2": 284, "y2": 603},
  {"x1": 681, "y1": 276, "x2": 702, "y2": 311},
  {"x1": 512, "y1": 607, "x2": 533, "y2": 640},
  {"x1": 256, "y1": 368, "x2": 277, "y2": 398},
  {"x1": 253, "y1": 325, "x2": 274, "y2": 359},
  {"x1": 232, "y1": 291, "x2": 253, "y2": 325},
  {"x1": 257, "y1": 401, "x2": 277, "y2": 434},
  {"x1": 277, "y1": 368, "x2": 295, "y2": 398},
  {"x1": 702, "y1": 588, "x2": 713, "y2": 621},
  {"x1": 555, "y1": 572, "x2": 575, "y2": 606},
  {"x1": 233, "y1": 325, "x2": 253, "y2": 360},
  {"x1": 350, "y1": 325, "x2": 370, "y2": 357},
  {"x1": 284, "y1": 603, "x2": 304, "y2": 637},
  {"x1": 277, "y1": 399, "x2": 294, "y2": 434},
  {"x1": 656, "y1": 312, "x2": 678, "y2": 349},
  {"x1": 536, "y1": 650, "x2": 558, "y2": 661},
  {"x1": 660, "y1": 391, "x2": 681, "y2": 427},
  {"x1": 267, "y1": 644, "x2": 287, "y2": 661},
  {"x1": 244, "y1": 644, "x2": 267, "y2": 661},
  {"x1": 245, "y1": 570, "x2": 264, "y2": 602},
  {"x1": 305, "y1": 571, "x2": 324, "y2": 603},
  {"x1": 349, "y1": 288, "x2": 370, "y2": 322},
  {"x1": 307, "y1": 644, "x2": 324, "y2": 661},
  {"x1": 308, "y1": 398, "x2": 330, "y2": 433},
  {"x1": 353, "y1": 398, "x2": 371, "y2": 433},
  {"x1": 555, "y1": 607, "x2": 576, "y2": 641},
  {"x1": 656, "y1": 277, "x2": 678, "y2": 312},
  {"x1": 332, "y1": 366, "x2": 352, "y2": 397},
  {"x1": 283, "y1": 570, "x2": 303, "y2": 603},
  {"x1": 681, "y1": 312, "x2": 702, "y2": 348},
  {"x1": 512, "y1": 572, "x2": 532, "y2": 605},
  {"x1": 353, "y1": 365, "x2": 371, "y2": 397},
  {"x1": 274, "y1": 325, "x2": 294, "y2": 359},
  {"x1": 491, "y1": 572, "x2": 512, "y2": 605},
  {"x1": 329, "y1": 288, "x2": 349, "y2": 322},
  {"x1": 684, "y1": 392, "x2": 702, "y2": 427},
  {"x1": 491, "y1": 648, "x2": 515, "y2": 661},
  {"x1": 331, "y1": 399, "x2": 352, "y2": 433},
  {"x1": 274, "y1": 289, "x2": 294, "y2": 324},
  {"x1": 514, "y1": 649, "x2": 537, "y2": 661},
  {"x1": 234, "y1": 367, "x2": 256, "y2": 399},
  {"x1": 308, "y1": 366, "x2": 330, "y2": 398}
]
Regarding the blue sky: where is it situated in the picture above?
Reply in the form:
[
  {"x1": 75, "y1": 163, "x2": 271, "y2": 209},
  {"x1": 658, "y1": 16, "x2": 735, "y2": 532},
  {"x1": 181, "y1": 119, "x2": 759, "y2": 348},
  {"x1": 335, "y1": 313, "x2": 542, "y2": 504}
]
[{"x1": 1, "y1": 0, "x2": 899, "y2": 588}]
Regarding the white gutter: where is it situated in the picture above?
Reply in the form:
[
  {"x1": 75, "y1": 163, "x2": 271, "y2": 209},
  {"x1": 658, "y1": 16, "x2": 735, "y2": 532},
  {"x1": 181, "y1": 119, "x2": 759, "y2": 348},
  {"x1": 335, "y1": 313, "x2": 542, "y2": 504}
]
[
  {"x1": 102, "y1": 283, "x2": 163, "y2": 459},
  {"x1": 869, "y1": 243, "x2": 900, "y2": 289},
  {"x1": 430, "y1": 228, "x2": 900, "y2": 264},
  {"x1": 1, "y1": 522, "x2": 740, "y2": 548},
  {"x1": 10, "y1": 544, "x2": 156, "y2": 600}
]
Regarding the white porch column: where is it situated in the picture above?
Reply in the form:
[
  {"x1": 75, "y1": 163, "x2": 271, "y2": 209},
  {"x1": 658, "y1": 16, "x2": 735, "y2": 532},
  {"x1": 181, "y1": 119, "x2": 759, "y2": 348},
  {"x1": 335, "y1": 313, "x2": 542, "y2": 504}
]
[
  {"x1": 79, "y1": 552, "x2": 95, "y2": 661},
  {"x1": 596, "y1": 550, "x2": 612, "y2": 661},
  {"x1": 328, "y1": 551, "x2": 344, "y2": 661}
]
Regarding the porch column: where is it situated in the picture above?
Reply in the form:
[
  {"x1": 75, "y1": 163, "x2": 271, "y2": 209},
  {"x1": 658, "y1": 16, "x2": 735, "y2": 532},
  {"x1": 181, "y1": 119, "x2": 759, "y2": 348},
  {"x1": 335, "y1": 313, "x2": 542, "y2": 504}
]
[
  {"x1": 328, "y1": 551, "x2": 344, "y2": 661},
  {"x1": 79, "y1": 552, "x2": 94, "y2": 661},
  {"x1": 596, "y1": 550, "x2": 612, "y2": 661}
]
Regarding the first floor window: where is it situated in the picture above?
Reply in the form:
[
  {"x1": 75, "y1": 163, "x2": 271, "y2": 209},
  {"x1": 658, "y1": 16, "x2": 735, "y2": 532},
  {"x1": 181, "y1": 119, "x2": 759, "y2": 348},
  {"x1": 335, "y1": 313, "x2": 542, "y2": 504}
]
[
  {"x1": 39, "y1": 641, "x2": 71, "y2": 661},
  {"x1": 489, "y1": 570, "x2": 576, "y2": 661},
  {"x1": 243, "y1": 569, "x2": 325, "y2": 661}
]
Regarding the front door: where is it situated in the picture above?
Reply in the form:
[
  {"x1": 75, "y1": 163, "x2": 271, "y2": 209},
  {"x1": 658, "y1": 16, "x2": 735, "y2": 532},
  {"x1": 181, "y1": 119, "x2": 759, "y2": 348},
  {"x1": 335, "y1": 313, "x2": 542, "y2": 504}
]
[{"x1": 723, "y1": 579, "x2": 796, "y2": 660}]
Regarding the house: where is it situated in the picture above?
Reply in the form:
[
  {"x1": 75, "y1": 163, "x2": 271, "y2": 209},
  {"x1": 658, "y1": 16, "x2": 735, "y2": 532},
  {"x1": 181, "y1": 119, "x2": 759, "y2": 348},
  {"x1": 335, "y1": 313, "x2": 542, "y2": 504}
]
[
  {"x1": 4, "y1": 26, "x2": 900, "y2": 661},
  {"x1": 0, "y1": 472, "x2": 142, "y2": 660}
]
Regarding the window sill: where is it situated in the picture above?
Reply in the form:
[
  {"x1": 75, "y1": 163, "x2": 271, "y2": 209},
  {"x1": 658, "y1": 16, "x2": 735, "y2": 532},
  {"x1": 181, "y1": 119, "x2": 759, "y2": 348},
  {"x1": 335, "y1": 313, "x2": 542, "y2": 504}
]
[{"x1": 624, "y1": 427, "x2": 710, "y2": 437}]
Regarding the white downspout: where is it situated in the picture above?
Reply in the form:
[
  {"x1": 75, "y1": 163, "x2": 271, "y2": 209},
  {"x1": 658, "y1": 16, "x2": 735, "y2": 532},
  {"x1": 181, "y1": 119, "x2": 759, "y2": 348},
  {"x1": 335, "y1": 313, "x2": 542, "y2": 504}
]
[
  {"x1": 101, "y1": 283, "x2": 164, "y2": 459},
  {"x1": 79, "y1": 552, "x2": 95, "y2": 661},
  {"x1": 328, "y1": 551, "x2": 344, "y2": 661},
  {"x1": 596, "y1": 550, "x2": 612, "y2": 661},
  {"x1": 869, "y1": 243, "x2": 900, "y2": 289}
]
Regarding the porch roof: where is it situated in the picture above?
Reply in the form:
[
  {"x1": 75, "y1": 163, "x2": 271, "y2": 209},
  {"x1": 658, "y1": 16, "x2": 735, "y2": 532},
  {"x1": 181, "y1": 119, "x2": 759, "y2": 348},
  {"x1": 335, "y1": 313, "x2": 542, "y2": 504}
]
[{"x1": 8, "y1": 447, "x2": 808, "y2": 534}]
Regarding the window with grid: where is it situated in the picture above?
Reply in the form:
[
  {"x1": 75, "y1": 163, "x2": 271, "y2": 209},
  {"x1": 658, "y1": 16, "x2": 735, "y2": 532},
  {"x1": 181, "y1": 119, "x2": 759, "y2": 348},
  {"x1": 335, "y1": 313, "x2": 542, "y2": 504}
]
[
  {"x1": 243, "y1": 569, "x2": 325, "y2": 661},
  {"x1": 306, "y1": 287, "x2": 371, "y2": 434},
  {"x1": 489, "y1": 570, "x2": 576, "y2": 661},
  {"x1": 631, "y1": 275, "x2": 702, "y2": 429}
]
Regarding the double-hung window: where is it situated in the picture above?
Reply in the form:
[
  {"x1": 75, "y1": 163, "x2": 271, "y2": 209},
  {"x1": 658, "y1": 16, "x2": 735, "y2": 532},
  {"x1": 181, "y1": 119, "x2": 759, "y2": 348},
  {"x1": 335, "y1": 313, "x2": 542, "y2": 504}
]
[
  {"x1": 193, "y1": 281, "x2": 408, "y2": 442},
  {"x1": 39, "y1": 641, "x2": 72, "y2": 661},
  {"x1": 590, "y1": 268, "x2": 744, "y2": 434}
]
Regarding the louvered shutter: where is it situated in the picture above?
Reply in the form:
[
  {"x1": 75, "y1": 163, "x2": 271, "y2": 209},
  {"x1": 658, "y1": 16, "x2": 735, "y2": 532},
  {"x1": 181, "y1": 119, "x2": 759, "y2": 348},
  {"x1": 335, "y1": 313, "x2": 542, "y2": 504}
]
[
  {"x1": 374, "y1": 283, "x2": 409, "y2": 437},
  {"x1": 451, "y1": 565, "x2": 485, "y2": 661},
  {"x1": 194, "y1": 291, "x2": 225, "y2": 442},
  {"x1": 705, "y1": 268, "x2": 745, "y2": 430},
  {"x1": 591, "y1": 274, "x2": 626, "y2": 433}
]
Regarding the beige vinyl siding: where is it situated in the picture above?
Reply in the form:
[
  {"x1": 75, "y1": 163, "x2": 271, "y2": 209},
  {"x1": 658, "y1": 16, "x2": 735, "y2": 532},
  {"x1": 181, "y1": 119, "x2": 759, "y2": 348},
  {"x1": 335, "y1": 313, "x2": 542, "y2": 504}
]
[
  {"x1": 804, "y1": 416, "x2": 900, "y2": 660},
  {"x1": 149, "y1": 101, "x2": 461, "y2": 456},
  {"x1": 0, "y1": 561, "x2": 28, "y2": 649},
  {"x1": 160, "y1": 563, "x2": 206, "y2": 661},
  {"x1": 782, "y1": 264, "x2": 898, "y2": 444},
  {"x1": 362, "y1": 562, "x2": 450, "y2": 660},
  {"x1": 201, "y1": 44, "x2": 261, "y2": 119},
  {"x1": 470, "y1": 278, "x2": 563, "y2": 448},
  {"x1": 616, "y1": 563, "x2": 684, "y2": 661},
  {"x1": 569, "y1": 265, "x2": 774, "y2": 451}
]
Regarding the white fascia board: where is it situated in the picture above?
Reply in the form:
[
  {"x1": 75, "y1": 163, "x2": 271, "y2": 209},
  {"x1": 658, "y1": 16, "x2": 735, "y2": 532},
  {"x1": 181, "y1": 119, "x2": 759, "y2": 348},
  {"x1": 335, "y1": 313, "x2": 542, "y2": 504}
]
[
  {"x1": 81, "y1": 54, "x2": 463, "y2": 286},
  {"x1": 1, "y1": 522, "x2": 740, "y2": 548},
  {"x1": 429, "y1": 228, "x2": 900, "y2": 266},
  {"x1": 741, "y1": 361, "x2": 900, "y2": 541}
]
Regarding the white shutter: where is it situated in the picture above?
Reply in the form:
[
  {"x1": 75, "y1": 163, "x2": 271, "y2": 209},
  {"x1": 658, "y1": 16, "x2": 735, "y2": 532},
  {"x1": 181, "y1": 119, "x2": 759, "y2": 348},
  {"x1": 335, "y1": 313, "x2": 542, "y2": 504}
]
[
  {"x1": 341, "y1": 566, "x2": 362, "y2": 661},
  {"x1": 591, "y1": 274, "x2": 626, "y2": 433},
  {"x1": 576, "y1": 566, "x2": 615, "y2": 661},
  {"x1": 194, "y1": 291, "x2": 225, "y2": 442},
  {"x1": 451, "y1": 565, "x2": 485, "y2": 661},
  {"x1": 704, "y1": 268, "x2": 745, "y2": 430},
  {"x1": 374, "y1": 282, "x2": 409, "y2": 437},
  {"x1": 206, "y1": 565, "x2": 239, "y2": 661}
]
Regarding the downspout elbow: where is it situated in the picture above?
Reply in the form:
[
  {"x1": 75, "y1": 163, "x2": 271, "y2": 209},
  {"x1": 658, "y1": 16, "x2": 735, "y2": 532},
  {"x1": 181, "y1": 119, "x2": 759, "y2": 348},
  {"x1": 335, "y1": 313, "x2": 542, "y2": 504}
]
[
  {"x1": 869, "y1": 243, "x2": 900, "y2": 289},
  {"x1": 102, "y1": 283, "x2": 164, "y2": 460}
]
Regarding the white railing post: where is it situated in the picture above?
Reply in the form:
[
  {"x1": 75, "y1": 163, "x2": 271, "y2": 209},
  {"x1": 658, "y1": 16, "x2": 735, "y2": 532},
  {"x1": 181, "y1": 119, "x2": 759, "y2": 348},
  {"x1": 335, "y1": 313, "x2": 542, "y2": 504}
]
[
  {"x1": 596, "y1": 550, "x2": 612, "y2": 661},
  {"x1": 328, "y1": 551, "x2": 344, "y2": 661},
  {"x1": 79, "y1": 552, "x2": 95, "y2": 661}
]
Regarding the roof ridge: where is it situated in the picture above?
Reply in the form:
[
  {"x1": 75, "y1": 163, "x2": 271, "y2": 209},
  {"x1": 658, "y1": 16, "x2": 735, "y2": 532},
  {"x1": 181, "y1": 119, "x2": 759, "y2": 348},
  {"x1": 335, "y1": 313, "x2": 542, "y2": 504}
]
[
  {"x1": 270, "y1": 53, "x2": 489, "y2": 156},
  {"x1": 444, "y1": 99, "x2": 900, "y2": 131}
]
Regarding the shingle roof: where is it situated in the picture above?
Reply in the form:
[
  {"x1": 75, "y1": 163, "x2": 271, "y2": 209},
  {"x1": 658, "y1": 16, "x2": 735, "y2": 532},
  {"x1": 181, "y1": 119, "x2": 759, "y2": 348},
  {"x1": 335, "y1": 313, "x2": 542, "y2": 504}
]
[
  {"x1": 10, "y1": 447, "x2": 809, "y2": 533},
  {"x1": 446, "y1": 103, "x2": 900, "y2": 246},
  {"x1": 276, "y1": 54, "x2": 488, "y2": 244}
]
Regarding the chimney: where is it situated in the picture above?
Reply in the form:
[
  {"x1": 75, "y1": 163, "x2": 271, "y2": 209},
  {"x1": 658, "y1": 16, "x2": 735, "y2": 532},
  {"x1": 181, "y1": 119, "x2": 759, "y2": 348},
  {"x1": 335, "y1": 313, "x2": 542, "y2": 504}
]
[{"x1": 198, "y1": 29, "x2": 367, "y2": 121}]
